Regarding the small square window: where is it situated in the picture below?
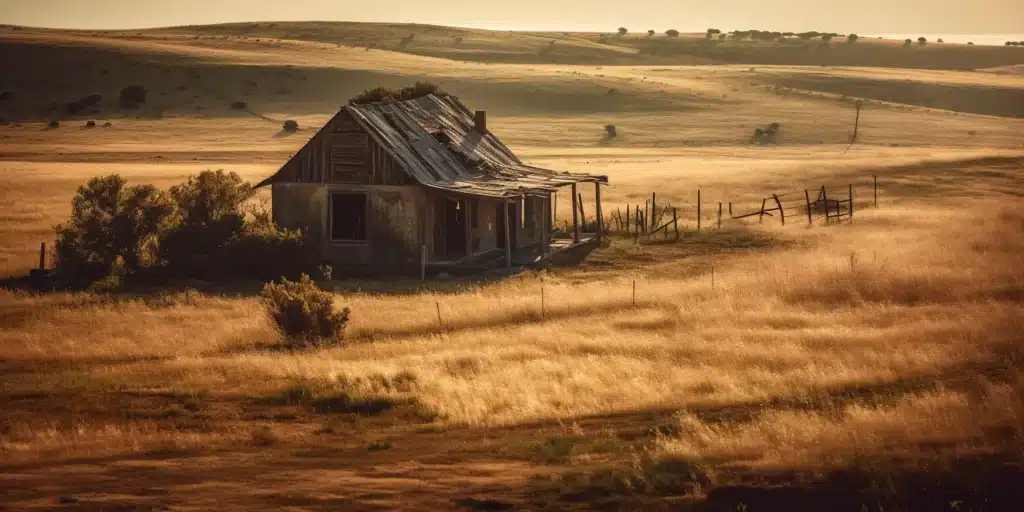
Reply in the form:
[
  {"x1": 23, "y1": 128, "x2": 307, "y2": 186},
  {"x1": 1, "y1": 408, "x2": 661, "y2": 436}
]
[{"x1": 331, "y1": 193, "x2": 367, "y2": 241}]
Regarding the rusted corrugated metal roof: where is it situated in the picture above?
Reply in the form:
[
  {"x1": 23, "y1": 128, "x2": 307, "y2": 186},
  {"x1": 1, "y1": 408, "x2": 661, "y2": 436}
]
[{"x1": 258, "y1": 94, "x2": 606, "y2": 197}]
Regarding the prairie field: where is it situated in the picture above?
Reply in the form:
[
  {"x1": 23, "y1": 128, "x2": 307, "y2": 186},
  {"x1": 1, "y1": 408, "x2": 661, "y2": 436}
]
[{"x1": 1, "y1": 23, "x2": 1023, "y2": 510}]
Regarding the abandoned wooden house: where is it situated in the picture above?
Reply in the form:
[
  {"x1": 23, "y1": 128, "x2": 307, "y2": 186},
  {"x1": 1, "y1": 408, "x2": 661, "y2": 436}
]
[{"x1": 255, "y1": 94, "x2": 608, "y2": 275}]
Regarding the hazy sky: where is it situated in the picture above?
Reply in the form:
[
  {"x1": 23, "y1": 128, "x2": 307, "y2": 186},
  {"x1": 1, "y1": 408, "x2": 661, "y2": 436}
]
[{"x1": 1, "y1": 0, "x2": 1022, "y2": 33}]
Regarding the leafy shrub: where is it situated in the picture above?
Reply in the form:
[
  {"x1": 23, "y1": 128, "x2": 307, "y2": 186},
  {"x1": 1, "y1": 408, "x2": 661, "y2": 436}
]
[
  {"x1": 159, "y1": 170, "x2": 253, "y2": 278},
  {"x1": 718, "y1": 33, "x2": 727, "y2": 41},
  {"x1": 917, "y1": 36, "x2": 927, "y2": 46},
  {"x1": 705, "y1": 28, "x2": 721, "y2": 39},
  {"x1": 54, "y1": 175, "x2": 174, "y2": 286},
  {"x1": 453, "y1": 36, "x2": 464, "y2": 45},
  {"x1": 604, "y1": 124, "x2": 617, "y2": 138},
  {"x1": 665, "y1": 29, "x2": 680, "y2": 38},
  {"x1": 847, "y1": 33, "x2": 859, "y2": 43},
  {"x1": 85, "y1": 120, "x2": 96, "y2": 128},
  {"x1": 968, "y1": 41, "x2": 974, "y2": 45},
  {"x1": 103, "y1": 121, "x2": 112, "y2": 128},
  {"x1": 349, "y1": 81, "x2": 446, "y2": 105},
  {"x1": 218, "y1": 214, "x2": 318, "y2": 281},
  {"x1": 904, "y1": 39, "x2": 913, "y2": 46},
  {"x1": 617, "y1": 27, "x2": 628, "y2": 36},
  {"x1": 282, "y1": 119, "x2": 299, "y2": 132},
  {"x1": 119, "y1": 85, "x2": 147, "y2": 108},
  {"x1": 261, "y1": 274, "x2": 350, "y2": 347},
  {"x1": 647, "y1": 30, "x2": 655, "y2": 37},
  {"x1": 47, "y1": 120, "x2": 59, "y2": 129},
  {"x1": 937, "y1": 38, "x2": 944, "y2": 43}
]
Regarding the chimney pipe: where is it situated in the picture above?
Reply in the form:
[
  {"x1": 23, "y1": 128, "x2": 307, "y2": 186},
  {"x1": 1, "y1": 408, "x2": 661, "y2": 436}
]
[{"x1": 474, "y1": 110, "x2": 487, "y2": 134}]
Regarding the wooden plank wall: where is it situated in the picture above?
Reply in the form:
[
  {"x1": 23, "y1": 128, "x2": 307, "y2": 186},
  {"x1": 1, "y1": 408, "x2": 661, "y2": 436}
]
[{"x1": 280, "y1": 109, "x2": 415, "y2": 186}]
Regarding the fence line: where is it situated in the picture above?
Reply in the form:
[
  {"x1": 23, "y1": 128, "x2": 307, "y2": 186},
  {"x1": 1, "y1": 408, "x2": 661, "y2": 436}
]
[{"x1": 601, "y1": 176, "x2": 877, "y2": 242}]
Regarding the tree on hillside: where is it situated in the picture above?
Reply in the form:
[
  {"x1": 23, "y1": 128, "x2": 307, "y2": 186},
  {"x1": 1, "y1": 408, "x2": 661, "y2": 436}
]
[
  {"x1": 665, "y1": 29, "x2": 680, "y2": 38},
  {"x1": 917, "y1": 36, "x2": 927, "y2": 45},
  {"x1": 705, "y1": 28, "x2": 721, "y2": 39},
  {"x1": 647, "y1": 30, "x2": 655, "y2": 37},
  {"x1": 937, "y1": 38, "x2": 944, "y2": 43},
  {"x1": 718, "y1": 33, "x2": 727, "y2": 41},
  {"x1": 821, "y1": 34, "x2": 834, "y2": 43},
  {"x1": 618, "y1": 27, "x2": 628, "y2": 36},
  {"x1": 904, "y1": 38, "x2": 913, "y2": 46},
  {"x1": 847, "y1": 33, "x2": 859, "y2": 43}
]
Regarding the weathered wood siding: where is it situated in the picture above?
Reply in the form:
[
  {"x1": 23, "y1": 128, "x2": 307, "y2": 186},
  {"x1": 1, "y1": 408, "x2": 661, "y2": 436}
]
[{"x1": 276, "y1": 110, "x2": 415, "y2": 186}]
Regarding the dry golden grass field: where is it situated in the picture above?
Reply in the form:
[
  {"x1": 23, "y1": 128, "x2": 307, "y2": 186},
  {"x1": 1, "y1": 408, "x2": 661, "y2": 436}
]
[{"x1": 1, "y1": 23, "x2": 1024, "y2": 510}]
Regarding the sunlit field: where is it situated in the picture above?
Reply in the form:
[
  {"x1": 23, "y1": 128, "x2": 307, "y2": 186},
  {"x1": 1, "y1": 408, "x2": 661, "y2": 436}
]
[{"x1": 1, "y1": 22, "x2": 1023, "y2": 510}]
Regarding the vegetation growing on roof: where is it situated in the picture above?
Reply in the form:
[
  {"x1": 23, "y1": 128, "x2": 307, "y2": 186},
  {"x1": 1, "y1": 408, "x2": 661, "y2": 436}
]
[{"x1": 348, "y1": 81, "x2": 448, "y2": 105}]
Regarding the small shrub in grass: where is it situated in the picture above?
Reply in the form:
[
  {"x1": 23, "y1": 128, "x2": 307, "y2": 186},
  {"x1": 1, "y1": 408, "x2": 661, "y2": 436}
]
[
  {"x1": 282, "y1": 119, "x2": 299, "y2": 132},
  {"x1": 261, "y1": 274, "x2": 350, "y2": 348},
  {"x1": 604, "y1": 124, "x2": 617, "y2": 138},
  {"x1": 47, "y1": 120, "x2": 59, "y2": 129},
  {"x1": 230, "y1": 100, "x2": 247, "y2": 110},
  {"x1": 85, "y1": 120, "x2": 96, "y2": 128}
]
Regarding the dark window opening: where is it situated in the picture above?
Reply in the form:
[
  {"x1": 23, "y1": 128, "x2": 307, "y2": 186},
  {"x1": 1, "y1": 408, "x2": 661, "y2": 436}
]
[{"x1": 331, "y1": 193, "x2": 367, "y2": 241}]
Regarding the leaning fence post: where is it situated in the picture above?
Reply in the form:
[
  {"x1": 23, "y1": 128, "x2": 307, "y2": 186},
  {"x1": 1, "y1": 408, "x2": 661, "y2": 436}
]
[
  {"x1": 436, "y1": 302, "x2": 444, "y2": 330},
  {"x1": 728, "y1": 202, "x2": 733, "y2": 218},
  {"x1": 759, "y1": 198, "x2": 767, "y2": 224},
  {"x1": 772, "y1": 194, "x2": 785, "y2": 226},
  {"x1": 804, "y1": 189, "x2": 813, "y2": 225}
]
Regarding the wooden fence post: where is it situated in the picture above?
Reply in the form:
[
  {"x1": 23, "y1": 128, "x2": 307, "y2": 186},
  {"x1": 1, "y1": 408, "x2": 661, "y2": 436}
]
[
  {"x1": 673, "y1": 207, "x2": 679, "y2": 240},
  {"x1": 822, "y1": 187, "x2": 830, "y2": 222},
  {"x1": 39, "y1": 242, "x2": 46, "y2": 271},
  {"x1": 632, "y1": 280, "x2": 636, "y2": 306},
  {"x1": 651, "y1": 192, "x2": 657, "y2": 230},
  {"x1": 625, "y1": 207, "x2": 630, "y2": 235},
  {"x1": 728, "y1": 202, "x2": 733, "y2": 218},
  {"x1": 873, "y1": 175, "x2": 878, "y2": 208},
  {"x1": 804, "y1": 189, "x2": 812, "y2": 225},
  {"x1": 595, "y1": 183, "x2": 603, "y2": 240},
  {"x1": 571, "y1": 183, "x2": 580, "y2": 243},
  {"x1": 634, "y1": 205, "x2": 641, "y2": 243},
  {"x1": 436, "y1": 302, "x2": 444, "y2": 330},
  {"x1": 697, "y1": 189, "x2": 702, "y2": 232},
  {"x1": 772, "y1": 194, "x2": 785, "y2": 226},
  {"x1": 758, "y1": 198, "x2": 766, "y2": 224},
  {"x1": 849, "y1": 184, "x2": 854, "y2": 219},
  {"x1": 717, "y1": 202, "x2": 722, "y2": 230}
]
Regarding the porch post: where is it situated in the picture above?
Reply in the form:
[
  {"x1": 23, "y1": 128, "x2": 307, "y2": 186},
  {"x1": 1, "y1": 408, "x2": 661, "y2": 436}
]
[
  {"x1": 503, "y1": 199, "x2": 513, "y2": 273},
  {"x1": 571, "y1": 182, "x2": 580, "y2": 244},
  {"x1": 594, "y1": 182, "x2": 603, "y2": 241}
]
